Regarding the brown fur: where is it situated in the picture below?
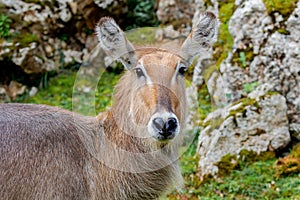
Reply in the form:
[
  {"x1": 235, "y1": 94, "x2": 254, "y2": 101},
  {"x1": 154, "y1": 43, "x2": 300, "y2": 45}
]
[
  {"x1": 0, "y1": 50, "x2": 185, "y2": 200},
  {"x1": 0, "y1": 11, "x2": 219, "y2": 199}
]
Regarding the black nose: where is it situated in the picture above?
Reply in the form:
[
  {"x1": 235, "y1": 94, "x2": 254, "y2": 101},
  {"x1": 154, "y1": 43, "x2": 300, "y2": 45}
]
[{"x1": 152, "y1": 117, "x2": 178, "y2": 139}]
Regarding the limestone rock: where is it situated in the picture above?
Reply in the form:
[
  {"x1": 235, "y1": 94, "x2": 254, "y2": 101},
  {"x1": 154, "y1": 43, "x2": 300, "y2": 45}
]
[
  {"x1": 194, "y1": 0, "x2": 300, "y2": 179},
  {"x1": 0, "y1": 0, "x2": 128, "y2": 95},
  {"x1": 229, "y1": 0, "x2": 272, "y2": 54},
  {"x1": 7, "y1": 80, "x2": 26, "y2": 100},
  {"x1": 156, "y1": 0, "x2": 195, "y2": 30},
  {"x1": 197, "y1": 93, "x2": 290, "y2": 179}
]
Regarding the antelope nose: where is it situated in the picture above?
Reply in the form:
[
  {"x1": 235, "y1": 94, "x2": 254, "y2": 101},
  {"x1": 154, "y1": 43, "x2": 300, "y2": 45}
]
[{"x1": 152, "y1": 117, "x2": 178, "y2": 139}]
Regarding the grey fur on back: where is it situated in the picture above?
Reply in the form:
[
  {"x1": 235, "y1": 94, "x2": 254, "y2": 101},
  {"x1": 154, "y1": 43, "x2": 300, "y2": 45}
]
[
  {"x1": 0, "y1": 103, "x2": 180, "y2": 200},
  {"x1": 0, "y1": 103, "x2": 100, "y2": 199}
]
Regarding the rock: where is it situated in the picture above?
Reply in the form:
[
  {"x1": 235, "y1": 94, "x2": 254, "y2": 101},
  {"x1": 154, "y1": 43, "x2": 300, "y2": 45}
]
[
  {"x1": 0, "y1": 86, "x2": 9, "y2": 102},
  {"x1": 191, "y1": 0, "x2": 300, "y2": 181},
  {"x1": 29, "y1": 87, "x2": 38, "y2": 97},
  {"x1": 0, "y1": 0, "x2": 129, "y2": 91},
  {"x1": 290, "y1": 123, "x2": 300, "y2": 141},
  {"x1": 229, "y1": 0, "x2": 272, "y2": 54},
  {"x1": 7, "y1": 80, "x2": 26, "y2": 100},
  {"x1": 62, "y1": 50, "x2": 83, "y2": 65},
  {"x1": 94, "y1": 0, "x2": 114, "y2": 9},
  {"x1": 156, "y1": 0, "x2": 195, "y2": 29},
  {"x1": 12, "y1": 42, "x2": 56, "y2": 73},
  {"x1": 197, "y1": 93, "x2": 290, "y2": 179}
]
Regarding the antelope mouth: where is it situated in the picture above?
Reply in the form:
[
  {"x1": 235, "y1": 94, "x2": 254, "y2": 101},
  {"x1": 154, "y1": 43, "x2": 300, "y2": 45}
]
[{"x1": 147, "y1": 112, "x2": 180, "y2": 142}]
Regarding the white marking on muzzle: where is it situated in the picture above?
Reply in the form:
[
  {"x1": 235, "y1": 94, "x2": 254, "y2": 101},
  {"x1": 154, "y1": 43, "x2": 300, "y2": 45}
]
[{"x1": 147, "y1": 112, "x2": 180, "y2": 141}]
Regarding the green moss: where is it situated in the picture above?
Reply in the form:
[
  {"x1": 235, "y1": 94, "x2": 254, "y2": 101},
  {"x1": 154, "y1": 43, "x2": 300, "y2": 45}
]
[
  {"x1": 276, "y1": 144, "x2": 300, "y2": 178},
  {"x1": 232, "y1": 47, "x2": 255, "y2": 68},
  {"x1": 197, "y1": 84, "x2": 212, "y2": 122},
  {"x1": 216, "y1": 153, "x2": 239, "y2": 176},
  {"x1": 203, "y1": 0, "x2": 214, "y2": 8},
  {"x1": 277, "y1": 28, "x2": 290, "y2": 35},
  {"x1": 212, "y1": 0, "x2": 235, "y2": 71},
  {"x1": 216, "y1": 150, "x2": 276, "y2": 177},
  {"x1": 263, "y1": 0, "x2": 298, "y2": 18},
  {"x1": 202, "y1": 65, "x2": 218, "y2": 83},
  {"x1": 202, "y1": 116, "x2": 225, "y2": 133},
  {"x1": 126, "y1": 27, "x2": 157, "y2": 46},
  {"x1": 229, "y1": 97, "x2": 257, "y2": 116},
  {"x1": 14, "y1": 33, "x2": 40, "y2": 48},
  {"x1": 242, "y1": 81, "x2": 259, "y2": 93}
]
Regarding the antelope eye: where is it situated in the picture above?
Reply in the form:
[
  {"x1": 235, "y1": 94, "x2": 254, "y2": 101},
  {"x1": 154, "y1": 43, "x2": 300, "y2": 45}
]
[
  {"x1": 135, "y1": 67, "x2": 144, "y2": 78},
  {"x1": 178, "y1": 66, "x2": 187, "y2": 76}
]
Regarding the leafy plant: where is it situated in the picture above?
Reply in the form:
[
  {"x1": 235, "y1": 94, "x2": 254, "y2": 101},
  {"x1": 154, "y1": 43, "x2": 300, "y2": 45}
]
[
  {"x1": 0, "y1": 14, "x2": 12, "y2": 38},
  {"x1": 243, "y1": 81, "x2": 259, "y2": 93},
  {"x1": 126, "y1": 0, "x2": 159, "y2": 30},
  {"x1": 239, "y1": 52, "x2": 247, "y2": 67}
]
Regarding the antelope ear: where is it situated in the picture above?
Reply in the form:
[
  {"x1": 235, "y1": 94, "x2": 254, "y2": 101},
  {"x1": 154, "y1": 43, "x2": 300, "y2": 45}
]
[
  {"x1": 95, "y1": 17, "x2": 136, "y2": 70},
  {"x1": 180, "y1": 11, "x2": 219, "y2": 64}
]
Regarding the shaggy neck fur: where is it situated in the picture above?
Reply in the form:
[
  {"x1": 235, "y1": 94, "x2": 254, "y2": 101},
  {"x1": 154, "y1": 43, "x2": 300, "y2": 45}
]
[{"x1": 95, "y1": 71, "x2": 184, "y2": 199}]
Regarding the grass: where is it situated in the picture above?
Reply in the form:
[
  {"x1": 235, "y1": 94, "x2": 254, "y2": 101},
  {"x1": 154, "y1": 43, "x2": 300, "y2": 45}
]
[
  {"x1": 167, "y1": 142, "x2": 300, "y2": 199},
  {"x1": 18, "y1": 68, "x2": 121, "y2": 114}
]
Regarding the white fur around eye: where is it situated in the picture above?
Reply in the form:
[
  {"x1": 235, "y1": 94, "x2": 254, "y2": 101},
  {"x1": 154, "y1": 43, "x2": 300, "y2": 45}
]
[
  {"x1": 135, "y1": 62, "x2": 152, "y2": 85},
  {"x1": 171, "y1": 61, "x2": 186, "y2": 85}
]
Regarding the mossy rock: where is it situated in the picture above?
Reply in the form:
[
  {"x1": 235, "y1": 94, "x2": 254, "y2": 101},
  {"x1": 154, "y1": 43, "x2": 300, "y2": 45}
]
[
  {"x1": 275, "y1": 144, "x2": 300, "y2": 178},
  {"x1": 212, "y1": 0, "x2": 235, "y2": 70},
  {"x1": 228, "y1": 97, "x2": 258, "y2": 116},
  {"x1": 216, "y1": 150, "x2": 276, "y2": 177},
  {"x1": 13, "y1": 33, "x2": 40, "y2": 48},
  {"x1": 232, "y1": 47, "x2": 255, "y2": 68},
  {"x1": 263, "y1": 0, "x2": 298, "y2": 19}
]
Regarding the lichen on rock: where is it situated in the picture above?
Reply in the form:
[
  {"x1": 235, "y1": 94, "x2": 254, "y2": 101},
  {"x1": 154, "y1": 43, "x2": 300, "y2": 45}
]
[{"x1": 197, "y1": 92, "x2": 290, "y2": 180}]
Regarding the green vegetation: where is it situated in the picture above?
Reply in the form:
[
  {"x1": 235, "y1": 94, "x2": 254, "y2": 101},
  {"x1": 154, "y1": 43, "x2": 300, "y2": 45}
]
[
  {"x1": 126, "y1": 0, "x2": 159, "y2": 30},
  {"x1": 167, "y1": 144, "x2": 300, "y2": 199},
  {"x1": 126, "y1": 27, "x2": 157, "y2": 46},
  {"x1": 232, "y1": 48, "x2": 255, "y2": 68},
  {"x1": 20, "y1": 69, "x2": 121, "y2": 113},
  {"x1": 216, "y1": 150, "x2": 275, "y2": 177},
  {"x1": 0, "y1": 14, "x2": 12, "y2": 38},
  {"x1": 263, "y1": 0, "x2": 298, "y2": 18},
  {"x1": 14, "y1": 33, "x2": 40, "y2": 47},
  {"x1": 213, "y1": 0, "x2": 235, "y2": 69},
  {"x1": 197, "y1": 85, "x2": 212, "y2": 122},
  {"x1": 243, "y1": 81, "x2": 259, "y2": 93},
  {"x1": 263, "y1": 0, "x2": 298, "y2": 36},
  {"x1": 276, "y1": 144, "x2": 300, "y2": 178}
]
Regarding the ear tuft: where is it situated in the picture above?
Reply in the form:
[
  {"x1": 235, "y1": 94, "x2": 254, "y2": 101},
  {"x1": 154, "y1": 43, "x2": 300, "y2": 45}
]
[
  {"x1": 95, "y1": 17, "x2": 121, "y2": 52},
  {"x1": 180, "y1": 11, "x2": 219, "y2": 64},
  {"x1": 96, "y1": 16, "x2": 115, "y2": 27},
  {"x1": 95, "y1": 17, "x2": 136, "y2": 70},
  {"x1": 193, "y1": 11, "x2": 219, "y2": 46}
]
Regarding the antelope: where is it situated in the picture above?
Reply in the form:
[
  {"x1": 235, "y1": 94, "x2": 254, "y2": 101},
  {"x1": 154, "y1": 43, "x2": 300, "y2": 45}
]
[{"x1": 0, "y1": 12, "x2": 218, "y2": 199}]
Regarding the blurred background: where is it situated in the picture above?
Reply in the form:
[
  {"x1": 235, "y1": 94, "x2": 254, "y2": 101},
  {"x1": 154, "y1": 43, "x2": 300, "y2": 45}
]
[{"x1": 1, "y1": 0, "x2": 300, "y2": 199}]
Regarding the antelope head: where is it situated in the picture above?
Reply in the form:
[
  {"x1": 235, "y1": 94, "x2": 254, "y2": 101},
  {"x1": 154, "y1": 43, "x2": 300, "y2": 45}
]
[{"x1": 95, "y1": 12, "x2": 218, "y2": 143}]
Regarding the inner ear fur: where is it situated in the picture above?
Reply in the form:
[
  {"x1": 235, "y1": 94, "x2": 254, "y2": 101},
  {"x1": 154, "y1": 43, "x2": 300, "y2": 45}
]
[
  {"x1": 95, "y1": 17, "x2": 137, "y2": 70},
  {"x1": 180, "y1": 11, "x2": 219, "y2": 64}
]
